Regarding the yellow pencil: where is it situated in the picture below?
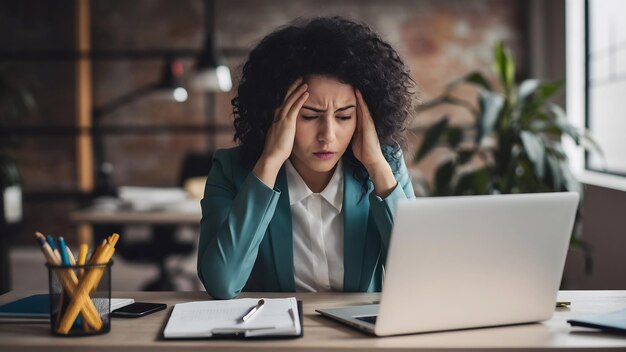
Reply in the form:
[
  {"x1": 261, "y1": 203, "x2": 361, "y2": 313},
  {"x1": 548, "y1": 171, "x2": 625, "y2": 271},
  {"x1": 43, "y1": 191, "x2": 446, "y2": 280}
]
[
  {"x1": 78, "y1": 244, "x2": 88, "y2": 278},
  {"x1": 34, "y1": 233, "x2": 102, "y2": 330},
  {"x1": 65, "y1": 244, "x2": 89, "y2": 332},
  {"x1": 57, "y1": 233, "x2": 119, "y2": 334}
]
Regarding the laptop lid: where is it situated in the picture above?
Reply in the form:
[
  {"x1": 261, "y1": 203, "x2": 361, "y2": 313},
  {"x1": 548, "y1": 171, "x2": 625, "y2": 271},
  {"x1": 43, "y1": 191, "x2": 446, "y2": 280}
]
[{"x1": 371, "y1": 192, "x2": 579, "y2": 336}]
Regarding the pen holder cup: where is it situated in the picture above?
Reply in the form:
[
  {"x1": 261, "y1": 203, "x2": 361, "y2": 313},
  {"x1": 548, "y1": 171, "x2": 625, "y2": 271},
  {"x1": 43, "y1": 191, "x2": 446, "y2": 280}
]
[{"x1": 46, "y1": 261, "x2": 113, "y2": 337}]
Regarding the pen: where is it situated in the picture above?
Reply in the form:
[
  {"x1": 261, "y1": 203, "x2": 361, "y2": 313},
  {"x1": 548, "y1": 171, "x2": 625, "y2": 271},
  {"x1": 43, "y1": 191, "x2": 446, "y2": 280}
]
[
  {"x1": 240, "y1": 298, "x2": 265, "y2": 323},
  {"x1": 39, "y1": 232, "x2": 61, "y2": 262},
  {"x1": 78, "y1": 243, "x2": 88, "y2": 278},
  {"x1": 34, "y1": 233, "x2": 60, "y2": 266},
  {"x1": 45, "y1": 234, "x2": 57, "y2": 251},
  {"x1": 58, "y1": 237, "x2": 70, "y2": 266}
]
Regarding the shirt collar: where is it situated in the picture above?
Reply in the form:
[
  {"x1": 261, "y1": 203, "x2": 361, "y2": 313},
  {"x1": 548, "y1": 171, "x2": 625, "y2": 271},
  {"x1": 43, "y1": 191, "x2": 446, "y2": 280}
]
[{"x1": 285, "y1": 159, "x2": 344, "y2": 212}]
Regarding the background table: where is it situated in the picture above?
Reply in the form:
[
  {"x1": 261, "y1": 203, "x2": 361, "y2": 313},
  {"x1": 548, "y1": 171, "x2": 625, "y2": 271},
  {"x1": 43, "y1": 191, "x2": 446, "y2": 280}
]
[
  {"x1": 1, "y1": 290, "x2": 626, "y2": 351},
  {"x1": 70, "y1": 206, "x2": 202, "y2": 290},
  {"x1": 70, "y1": 208, "x2": 201, "y2": 225}
]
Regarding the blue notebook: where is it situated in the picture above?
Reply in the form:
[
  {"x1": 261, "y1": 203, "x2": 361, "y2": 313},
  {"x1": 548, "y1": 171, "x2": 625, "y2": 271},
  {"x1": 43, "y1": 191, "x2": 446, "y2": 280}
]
[
  {"x1": 568, "y1": 308, "x2": 626, "y2": 335},
  {"x1": 0, "y1": 294, "x2": 134, "y2": 323},
  {"x1": 0, "y1": 294, "x2": 49, "y2": 322}
]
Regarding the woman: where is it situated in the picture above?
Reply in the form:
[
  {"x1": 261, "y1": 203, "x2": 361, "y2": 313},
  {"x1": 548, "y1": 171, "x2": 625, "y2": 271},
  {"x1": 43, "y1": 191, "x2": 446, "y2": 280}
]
[{"x1": 198, "y1": 16, "x2": 416, "y2": 299}]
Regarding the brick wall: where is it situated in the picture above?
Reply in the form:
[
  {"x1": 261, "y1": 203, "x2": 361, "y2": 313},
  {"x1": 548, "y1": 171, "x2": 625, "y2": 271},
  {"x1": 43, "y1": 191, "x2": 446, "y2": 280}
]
[{"x1": 2, "y1": 0, "x2": 527, "y2": 244}]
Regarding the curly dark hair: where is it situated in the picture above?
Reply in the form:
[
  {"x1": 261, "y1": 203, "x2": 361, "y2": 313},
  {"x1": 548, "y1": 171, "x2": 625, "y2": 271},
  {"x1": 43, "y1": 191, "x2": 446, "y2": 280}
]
[{"x1": 232, "y1": 16, "x2": 416, "y2": 192}]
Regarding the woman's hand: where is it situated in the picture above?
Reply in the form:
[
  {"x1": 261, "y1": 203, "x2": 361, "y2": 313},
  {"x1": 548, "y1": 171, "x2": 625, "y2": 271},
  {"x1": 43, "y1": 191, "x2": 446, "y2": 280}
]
[
  {"x1": 352, "y1": 89, "x2": 397, "y2": 198},
  {"x1": 352, "y1": 89, "x2": 386, "y2": 170},
  {"x1": 253, "y1": 78, "x2": 309, "y2": 188}
]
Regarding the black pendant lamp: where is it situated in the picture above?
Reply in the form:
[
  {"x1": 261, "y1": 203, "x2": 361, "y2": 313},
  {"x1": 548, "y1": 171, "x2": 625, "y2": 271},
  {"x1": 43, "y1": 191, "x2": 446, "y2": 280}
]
[{"x1": 192, "y1": 0, "x2": 232, "y2": 92}]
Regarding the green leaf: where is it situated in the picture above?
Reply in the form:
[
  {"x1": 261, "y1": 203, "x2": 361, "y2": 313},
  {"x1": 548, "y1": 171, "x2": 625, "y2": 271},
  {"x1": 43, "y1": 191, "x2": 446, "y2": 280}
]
[
  {"x1": 414, "y1": 117, "x2": 449, "y2": 162},
  {"x1": 517, "y1": 79, "x2": 540, "y2": 103},
  {"x1": 538, "y1": 81, "x2": 564, "y2": 100},
  {"x1": 493, "y1": 42, "x2": 515, "y2": 93},
  {"x1": 416, "y1": 95, "x2": 479, "y2": 117},
  {"x1": 546, "y1": 153, "x2": 563, "y2": 190},
  {"x1": 473, "y1": 167, "x2": 490, "y2": 194},
  {"x1": 547, "y1": 103, "x2": 580, "y2": 144},
  {"x1": 581, "y1": 130, "x2": 605, "y2": 163},
  {"x1": 520, "y1": 131, "x2": 546, "y2": 179},
  {"x1": 476, "y1": 90, "x2": 505, "y2": 144},
  {"x1": 454, "y1": 167, "x2": 490, "y2": 195},
  {"x1": 434, "y1": 159, "x2": 455, "y2": 196},
  {"x1": 545, "y1": 143, "x2": 567, "y2": 160},
  {"x1": 415, "y1": 96, "x2": 447, "y2": 113},
  {"x1": 446, "y1": 71, "x2": 492, "y2": 92}
]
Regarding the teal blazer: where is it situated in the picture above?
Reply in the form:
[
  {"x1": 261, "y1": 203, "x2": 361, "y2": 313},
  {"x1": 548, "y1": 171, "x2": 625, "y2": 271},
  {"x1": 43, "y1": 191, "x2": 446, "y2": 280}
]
[{"x1": 197, "y1": 146, "x2": 415, "y2": 299}]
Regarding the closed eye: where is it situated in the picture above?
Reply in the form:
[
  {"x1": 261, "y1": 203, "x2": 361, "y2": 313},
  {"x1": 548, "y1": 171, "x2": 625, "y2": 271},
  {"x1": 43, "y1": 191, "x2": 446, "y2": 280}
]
[
  {"x1": 337, "y1": 116, "x2": 352, "y2": 120},
  {"x1": 302, "y1": 115, "x2": 318, "y2": 120}
]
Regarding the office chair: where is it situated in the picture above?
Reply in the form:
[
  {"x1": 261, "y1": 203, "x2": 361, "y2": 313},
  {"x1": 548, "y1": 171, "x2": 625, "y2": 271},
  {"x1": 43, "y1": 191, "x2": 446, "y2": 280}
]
[{"x1": 114, "y1": 151, "x2": 213, "y2": 291}]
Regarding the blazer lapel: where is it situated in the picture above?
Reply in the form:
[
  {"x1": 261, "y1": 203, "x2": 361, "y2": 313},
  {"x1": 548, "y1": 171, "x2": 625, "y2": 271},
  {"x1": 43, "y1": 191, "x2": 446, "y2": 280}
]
[
  {"x1": 268, "y1": 166, "x2": 296, "y2": 291},
  {"x1": 342, "y1": 163, "x2": 370, "y2": 291}
]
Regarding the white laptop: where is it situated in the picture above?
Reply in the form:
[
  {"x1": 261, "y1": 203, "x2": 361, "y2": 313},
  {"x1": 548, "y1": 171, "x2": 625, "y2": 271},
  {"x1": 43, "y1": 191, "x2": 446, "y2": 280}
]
[{"x1": 316, "y1": 192, "x2": 579, "y2": 336}]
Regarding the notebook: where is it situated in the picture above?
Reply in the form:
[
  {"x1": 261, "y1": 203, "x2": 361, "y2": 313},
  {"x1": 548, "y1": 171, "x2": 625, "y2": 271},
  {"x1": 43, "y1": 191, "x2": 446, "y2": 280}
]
[
  {"x1": 0, "y1": 294, "x2": 135, "y2": 323},
  {"x1": 568, "y1": 308, "x2": 626, "y2": 335},
  {"x1": 163, "y1": 297, "x2": 302, "y2": 339}
]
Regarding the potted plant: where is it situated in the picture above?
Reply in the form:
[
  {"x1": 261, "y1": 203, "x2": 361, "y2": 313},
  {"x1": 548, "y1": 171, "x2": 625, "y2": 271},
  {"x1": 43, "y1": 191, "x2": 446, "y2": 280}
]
[{"x1": 413, "y1": 42, "x2": 600, "y2": 274}]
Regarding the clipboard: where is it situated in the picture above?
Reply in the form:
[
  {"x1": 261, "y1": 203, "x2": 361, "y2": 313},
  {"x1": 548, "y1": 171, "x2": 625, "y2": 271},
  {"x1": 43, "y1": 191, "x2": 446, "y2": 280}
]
[{"x1": 161, "y1": 300, "x2": 303, "y2": 340}]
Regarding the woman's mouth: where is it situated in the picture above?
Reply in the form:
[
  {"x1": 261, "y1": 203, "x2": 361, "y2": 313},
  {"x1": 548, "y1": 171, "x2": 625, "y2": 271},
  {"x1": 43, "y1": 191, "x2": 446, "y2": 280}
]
[{"x1": 313, "y1": 151, "x2": 336, "y2": 160}]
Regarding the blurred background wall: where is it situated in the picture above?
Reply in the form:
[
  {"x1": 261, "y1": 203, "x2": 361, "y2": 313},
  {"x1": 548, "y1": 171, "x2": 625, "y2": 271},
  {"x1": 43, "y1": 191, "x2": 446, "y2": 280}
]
[{"x1": 0, "y1": 0, "x2": 624, "y2": 291}]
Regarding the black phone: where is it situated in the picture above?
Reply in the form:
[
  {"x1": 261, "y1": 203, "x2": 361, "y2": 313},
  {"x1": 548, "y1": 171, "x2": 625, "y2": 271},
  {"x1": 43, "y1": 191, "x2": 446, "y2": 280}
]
[{"x1": 111, "y1": 302, "x2": 167, "y2": 318}]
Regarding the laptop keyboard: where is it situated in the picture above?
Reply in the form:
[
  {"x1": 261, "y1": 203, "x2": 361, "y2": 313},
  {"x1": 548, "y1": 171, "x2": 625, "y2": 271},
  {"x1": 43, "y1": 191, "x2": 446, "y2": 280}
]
[{"x1": 355, "y1": 315, "x2": 378, "y2": 324}]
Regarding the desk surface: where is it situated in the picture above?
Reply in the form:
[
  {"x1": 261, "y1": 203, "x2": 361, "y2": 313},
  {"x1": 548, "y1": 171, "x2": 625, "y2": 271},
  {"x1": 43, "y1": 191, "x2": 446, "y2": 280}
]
[{"x1": 1, "y1": 290, "x2": 626, "y2": 351}]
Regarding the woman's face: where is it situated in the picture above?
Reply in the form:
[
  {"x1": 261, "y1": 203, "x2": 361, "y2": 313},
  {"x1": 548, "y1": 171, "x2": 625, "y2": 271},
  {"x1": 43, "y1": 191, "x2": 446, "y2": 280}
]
[{"x1": 289, "y1": 74, "x2": 357, "y2": 181}]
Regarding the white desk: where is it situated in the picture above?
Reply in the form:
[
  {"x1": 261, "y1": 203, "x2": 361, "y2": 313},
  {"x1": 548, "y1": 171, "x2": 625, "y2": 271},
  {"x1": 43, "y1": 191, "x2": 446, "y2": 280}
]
[{"x1": 1, "y1": 290, "x2": 626, "y2": 351}]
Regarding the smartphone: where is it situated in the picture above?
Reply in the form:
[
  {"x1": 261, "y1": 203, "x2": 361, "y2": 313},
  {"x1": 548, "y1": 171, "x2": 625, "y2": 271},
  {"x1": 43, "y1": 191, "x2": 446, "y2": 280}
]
[{"x1": 111, "y1": 302, "x2": 167, "y2": 318}]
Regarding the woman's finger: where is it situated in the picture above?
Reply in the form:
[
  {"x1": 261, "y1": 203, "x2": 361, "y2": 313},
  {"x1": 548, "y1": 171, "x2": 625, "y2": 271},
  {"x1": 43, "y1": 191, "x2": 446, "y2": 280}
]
[
  {"x1": 274, "y1": 78, "x2": 304, "y2": 121},
  {"x1": 356, "y1": 90, "x2": 375, "y2": 130},
  {"x1": 283, "y1": 77, "x2": 304, "y2": 103},
  {"x1": 355, "y1": 101, "x2": 363, "y2": 135},
  {"x1": 356, "y1": 90, "x2": 372, "y2": 118},
  {"x1": 356, "y1": 90, "x2": 366, "y2": 131},
  {"x1": 286, "y1": 91, "x2": 309, "y2": 121},
  {"x1": 280, "y1": 83, "x2": 308, "y2": 119}
]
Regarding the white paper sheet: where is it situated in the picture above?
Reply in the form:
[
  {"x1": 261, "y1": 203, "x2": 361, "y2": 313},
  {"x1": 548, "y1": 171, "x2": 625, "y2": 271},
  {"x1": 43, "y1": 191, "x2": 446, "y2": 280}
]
[{"x1": 163, "y1": 297, "x2": 300, "y2": 338}]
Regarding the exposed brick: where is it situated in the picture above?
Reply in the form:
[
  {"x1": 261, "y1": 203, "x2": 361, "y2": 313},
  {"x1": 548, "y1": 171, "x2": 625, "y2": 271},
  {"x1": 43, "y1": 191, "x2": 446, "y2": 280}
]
[{"x1": 2, "y1": 0, "x2": 529, "y2": 245}]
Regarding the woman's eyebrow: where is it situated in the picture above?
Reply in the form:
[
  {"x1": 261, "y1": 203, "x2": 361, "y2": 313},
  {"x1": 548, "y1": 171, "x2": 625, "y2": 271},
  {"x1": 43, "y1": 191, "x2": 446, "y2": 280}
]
[
  {"x1": 302, "y1": 105, "x2": 356, "y2": 113},
  {"x1": 335, "y1": 105, "x2": 356, "y2": 112}
]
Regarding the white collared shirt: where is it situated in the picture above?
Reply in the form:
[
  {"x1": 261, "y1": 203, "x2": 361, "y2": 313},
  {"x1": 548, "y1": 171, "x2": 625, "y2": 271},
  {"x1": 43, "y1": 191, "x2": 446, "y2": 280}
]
[{"x1": 285, "y1": 159, "x2": 344, "y2": 292}]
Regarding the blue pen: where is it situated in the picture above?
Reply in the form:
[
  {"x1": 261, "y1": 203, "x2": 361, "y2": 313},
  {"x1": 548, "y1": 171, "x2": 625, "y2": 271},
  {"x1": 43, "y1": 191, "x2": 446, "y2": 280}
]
[
  {"x1": 57, "y1": 237, "x2": 83, "y2": 329},
  {"x1": 46, "y1": 235, "x2": 57, "y2": 251},
  {"x1": 58, "y1": 237, "x2": 70, "y2": 266}
]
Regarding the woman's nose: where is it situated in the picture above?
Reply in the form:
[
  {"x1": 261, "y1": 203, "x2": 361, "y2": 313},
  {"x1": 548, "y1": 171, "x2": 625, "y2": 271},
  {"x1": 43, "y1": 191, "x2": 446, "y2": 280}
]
[{"x1": 318, "y1": 118, "x2": 336, "y2": 144}]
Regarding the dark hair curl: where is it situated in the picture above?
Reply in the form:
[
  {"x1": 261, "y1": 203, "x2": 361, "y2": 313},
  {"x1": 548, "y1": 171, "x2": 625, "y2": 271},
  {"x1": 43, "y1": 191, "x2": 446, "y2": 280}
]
[{"x1": 232, "y1": 16, "x2": 415, "y2": 192}]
